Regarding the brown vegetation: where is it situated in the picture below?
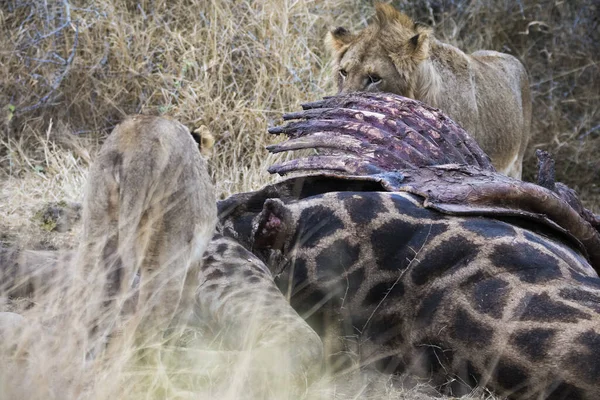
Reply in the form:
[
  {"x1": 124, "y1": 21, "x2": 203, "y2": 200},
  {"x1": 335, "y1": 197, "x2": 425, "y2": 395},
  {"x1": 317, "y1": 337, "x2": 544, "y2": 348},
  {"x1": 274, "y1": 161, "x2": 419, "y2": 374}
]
[{"x1": 1, "y1": 0, "x2": 597, "y2": 207}]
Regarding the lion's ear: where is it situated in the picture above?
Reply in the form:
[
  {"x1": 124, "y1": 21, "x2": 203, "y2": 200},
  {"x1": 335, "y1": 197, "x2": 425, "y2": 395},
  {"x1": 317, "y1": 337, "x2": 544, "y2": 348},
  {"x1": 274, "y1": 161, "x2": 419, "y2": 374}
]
[
  {"x1": 410, "y1": 34, "x2": 420, "y2": 48},
  {"x1": 326, "y1": 27, "x2": 355, "y2": 54},
  {"x1": 408, "y1": 24, "x2": 432, "y2": 61},
  {"x1": 192, "y1": 125, "x2": 215, "y2": 157}
]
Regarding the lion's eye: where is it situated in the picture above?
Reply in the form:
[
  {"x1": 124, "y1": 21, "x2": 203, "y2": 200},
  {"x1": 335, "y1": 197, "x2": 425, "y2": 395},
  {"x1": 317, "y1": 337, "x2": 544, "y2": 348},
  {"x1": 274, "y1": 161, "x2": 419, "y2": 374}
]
[
  {"x1": 339, "y1": 69, "x2": 348, "y2": 78},
  {"x1": 368, "y1": 74, "x2": 382, "y2": 85}
]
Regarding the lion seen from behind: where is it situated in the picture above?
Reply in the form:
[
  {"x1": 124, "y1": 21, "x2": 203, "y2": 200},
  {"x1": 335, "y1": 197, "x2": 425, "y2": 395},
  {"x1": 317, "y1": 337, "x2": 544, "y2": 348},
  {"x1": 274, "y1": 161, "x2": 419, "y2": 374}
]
[
  {"x1": 0, "y1": 115, "x2": 218, "y2": 398},
  {"x1": 76, "y1": 115, "x2": 218, "y2": 352}
]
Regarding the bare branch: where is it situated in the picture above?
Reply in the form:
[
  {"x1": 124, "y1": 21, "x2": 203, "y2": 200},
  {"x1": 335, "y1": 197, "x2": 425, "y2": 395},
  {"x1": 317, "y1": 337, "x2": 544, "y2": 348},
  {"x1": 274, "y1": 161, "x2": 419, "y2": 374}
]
[{"x1": 18, "y1": 21, "x2": 79, "y2": 114}]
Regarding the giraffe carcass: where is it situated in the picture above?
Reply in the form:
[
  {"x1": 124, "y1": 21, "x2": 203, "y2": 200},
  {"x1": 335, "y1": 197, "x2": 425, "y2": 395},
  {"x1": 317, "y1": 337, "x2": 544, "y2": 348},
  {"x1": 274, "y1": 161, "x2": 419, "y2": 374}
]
[{"x1": 217, "y1": 93, "x2": 600, "y2": 399}]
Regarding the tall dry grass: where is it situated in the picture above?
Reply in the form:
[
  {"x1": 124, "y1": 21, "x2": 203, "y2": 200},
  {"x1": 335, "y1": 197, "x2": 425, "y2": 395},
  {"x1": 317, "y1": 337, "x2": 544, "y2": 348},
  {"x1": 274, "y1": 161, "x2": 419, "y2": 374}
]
[
  {"x1": 1, "y1": 0, "x2": 366, "y2": 197},
  {"x1": 0, "y1": 0, "x2": 598, "y2": 399},
  {"x1": 1, "y1": 0, "x2": 598, "y2": 204}
]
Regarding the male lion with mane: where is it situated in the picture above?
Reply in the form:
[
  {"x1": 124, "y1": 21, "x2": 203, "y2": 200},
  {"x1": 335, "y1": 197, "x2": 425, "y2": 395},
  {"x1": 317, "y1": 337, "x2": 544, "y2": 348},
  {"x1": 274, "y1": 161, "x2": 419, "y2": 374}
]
[{"x1": 326, "y1": 3, "x2": 531, "y2": 179}]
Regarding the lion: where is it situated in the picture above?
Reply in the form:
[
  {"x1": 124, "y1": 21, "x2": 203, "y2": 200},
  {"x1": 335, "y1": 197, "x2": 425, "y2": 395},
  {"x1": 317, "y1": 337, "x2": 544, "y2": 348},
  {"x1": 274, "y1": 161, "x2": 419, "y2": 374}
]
[
  {"x1": 0, "y1": 115, "x2": 218, "y2": 395},
  {"x1": 75, "y1": 115, "x2": 218, "y2": 347},
  {"x1": 326, "y1": 3, "x2": 532, "y2": 179}
]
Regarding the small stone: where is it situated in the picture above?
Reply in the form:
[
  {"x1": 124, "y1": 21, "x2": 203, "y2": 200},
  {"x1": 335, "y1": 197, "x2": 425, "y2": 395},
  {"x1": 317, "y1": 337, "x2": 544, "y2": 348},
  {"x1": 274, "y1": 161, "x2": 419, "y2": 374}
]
[{"x1": 34, "y1": 201, "x2": 82, "y2": 233}]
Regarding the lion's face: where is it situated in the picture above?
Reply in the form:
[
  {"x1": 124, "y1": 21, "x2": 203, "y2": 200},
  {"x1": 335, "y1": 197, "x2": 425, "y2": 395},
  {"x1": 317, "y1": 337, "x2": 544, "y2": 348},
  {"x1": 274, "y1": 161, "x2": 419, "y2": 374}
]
[
  {"x1": 336, "y1": 43, "x2": 408, "y2": 95},
  {"x1": 326, "y1": 4, "x2": 432, "y2": 97}
]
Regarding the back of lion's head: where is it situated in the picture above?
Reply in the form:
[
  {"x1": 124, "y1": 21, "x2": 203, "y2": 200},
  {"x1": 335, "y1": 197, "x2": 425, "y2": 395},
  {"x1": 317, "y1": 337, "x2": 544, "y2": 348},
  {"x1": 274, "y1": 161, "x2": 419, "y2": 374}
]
[{"x1": 326, "y1": 3, "x2": 432, "y2": 96}]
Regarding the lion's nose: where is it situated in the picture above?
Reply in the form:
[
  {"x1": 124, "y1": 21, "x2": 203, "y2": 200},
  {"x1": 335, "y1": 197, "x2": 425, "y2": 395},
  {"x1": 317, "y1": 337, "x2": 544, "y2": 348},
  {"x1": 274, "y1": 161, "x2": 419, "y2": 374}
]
[{"x1": 339, "y1": 85, "x2": 357, "y2": 95}]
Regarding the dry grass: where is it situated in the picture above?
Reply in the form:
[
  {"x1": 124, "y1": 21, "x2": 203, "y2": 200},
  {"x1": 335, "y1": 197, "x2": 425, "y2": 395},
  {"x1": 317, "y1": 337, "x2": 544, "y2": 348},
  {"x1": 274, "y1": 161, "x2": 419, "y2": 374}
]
[
  {"x1": 0, "y1": 0, "x2": 598, "y2": 398},
  {"x1": 1, "y1": 0, "x2": 360, "y2": 197},
  {"x1": 1, "y1": 0, "x2": 598, "y2": 205}
]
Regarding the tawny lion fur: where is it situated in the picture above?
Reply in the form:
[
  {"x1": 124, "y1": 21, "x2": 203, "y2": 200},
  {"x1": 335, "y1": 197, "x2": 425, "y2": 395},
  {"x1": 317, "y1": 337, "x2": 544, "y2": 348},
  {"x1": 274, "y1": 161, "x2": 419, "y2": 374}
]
[
  {"x1": 326, "y1": 3, "x2": 532, "y2": 179},
  {"x1": 0, "y1": 116, "x2": 218, "y2": 391},
  {"x1": 77, "y1": 115, "x2": 217, "y2": 345}
]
